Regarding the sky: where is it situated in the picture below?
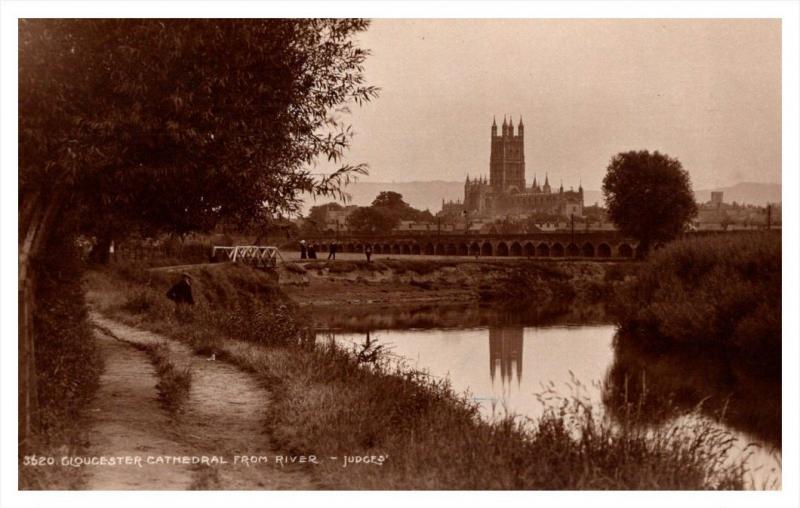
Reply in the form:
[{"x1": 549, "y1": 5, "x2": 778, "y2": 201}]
[{"x1": 315, "y1": 19, "x2": 781, "y2": 191}]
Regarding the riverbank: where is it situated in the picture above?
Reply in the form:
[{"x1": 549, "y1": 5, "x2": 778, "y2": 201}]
[
  {"x1": 82, "y1": 262, "x2": 749, "y2": 489},
  {"x1": 279, "y1": 258, "x2": 636, "y2": 313}
]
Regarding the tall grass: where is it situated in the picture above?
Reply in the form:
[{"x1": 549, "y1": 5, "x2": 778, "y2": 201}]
[
  {"x1": 85, "y1": 261, "x2": 752, "y2": 489},
  {"x1": 616, "y1": 232, "x2": 781, "y2": 376}
]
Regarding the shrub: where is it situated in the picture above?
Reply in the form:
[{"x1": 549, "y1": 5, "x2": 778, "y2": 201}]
[
  {"x1": 617, "y1": 232, "x2": 780, "y2": 374},
  {"x1": 22, "y1": 226, "x2": 103, "y2": 489}
]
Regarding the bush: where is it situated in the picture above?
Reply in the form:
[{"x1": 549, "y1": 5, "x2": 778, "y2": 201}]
[
  {"x1": 617, "y1": 232, "x2": 781, "y2": 374},
  {"x1": 22, "y1": 227, "x2": 103, "y2": 489}
]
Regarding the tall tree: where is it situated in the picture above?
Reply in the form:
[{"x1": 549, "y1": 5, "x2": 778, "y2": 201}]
[
  {"x1": 371, "y1": 191, "x2": 408, "y2": 210},
  {"x1": 370, "y1": 191, "x2": 432, "y2": 221},
  {"x1": 602, "y1": 150, "x2": 697, "y2": 256},
  {"x1": 18, "y1": 19, "x2": 377, "y2": 443},
  {"x1": 347, "y1": 206, "x2": 400, "y2": 234}
]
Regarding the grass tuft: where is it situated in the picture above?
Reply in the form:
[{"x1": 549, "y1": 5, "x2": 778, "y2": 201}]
[{"x1": 137, "y1": 342, "x2": 193, "y2": 414}]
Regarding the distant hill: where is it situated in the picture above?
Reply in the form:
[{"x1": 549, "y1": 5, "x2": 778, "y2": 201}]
[
  {"x1": 327, "y1": 180, "x2": 465, "y2": 213},
  {"x1": 304, "y1": 180, "x2": 780, "y2": 213}
]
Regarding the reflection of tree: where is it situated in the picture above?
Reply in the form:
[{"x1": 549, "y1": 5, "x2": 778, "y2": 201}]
[
  {"x1": 313, "y1": 302, "x2": 609, "y2": 333},
  {"x1": 602, "y1": 330, "x2": 781, "y2": 447}
]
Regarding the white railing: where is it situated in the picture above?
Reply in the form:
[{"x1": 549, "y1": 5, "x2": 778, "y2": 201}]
[{"x1": 212, "y1": 245, "x2": 283, "y2": 268}]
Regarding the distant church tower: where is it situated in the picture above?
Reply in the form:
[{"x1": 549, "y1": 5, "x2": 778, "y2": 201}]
[{"x1": 490, "y1": 116, "x2": 526, "y2": 193}]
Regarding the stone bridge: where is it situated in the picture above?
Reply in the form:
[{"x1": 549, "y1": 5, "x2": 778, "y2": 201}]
[{"x1": 302, "y1": 232, "x2": 640, "y2": 259}]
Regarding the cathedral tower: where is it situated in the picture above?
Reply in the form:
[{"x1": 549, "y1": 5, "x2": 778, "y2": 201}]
[{"x1": 490, "y1": 116, "x2": 526, "y2": 193}]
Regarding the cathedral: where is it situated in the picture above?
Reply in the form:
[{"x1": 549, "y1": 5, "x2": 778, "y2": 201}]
[{"x1": 443, "y1": 117, "x2": 584, "y2": 220}]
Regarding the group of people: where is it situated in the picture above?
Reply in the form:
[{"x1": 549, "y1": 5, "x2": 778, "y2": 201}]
[
  {"x1": 300, "y1": 240, "x2": 342, "y2": 260},
  {"x1": 299, "y1": 240, "x2": 319, "y2": 259},
  {"x1": 298, "y1": 240, "x2": 374, "y2": 262}
]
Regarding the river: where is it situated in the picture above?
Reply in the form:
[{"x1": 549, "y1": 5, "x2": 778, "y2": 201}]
[{"x1": 313, "y1": 303, "x2": 781, "y2": 489}]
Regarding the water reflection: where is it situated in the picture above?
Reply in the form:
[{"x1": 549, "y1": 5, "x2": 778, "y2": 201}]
[
  {"x1": 315, "y1": 307, "x2": 781, "y2": 488},
  {"x1": 489, "y1": 328, "x2": 523, "y2": 388},
  {"x1": 311, "y1": 301, "x2": 609, "y2": 332},
  {"x1": 602, "y1": 330, "x2": 781, "y2": 448},
  {"x1": 322, "y1": 323, "x2": 616, "y2": 422}
]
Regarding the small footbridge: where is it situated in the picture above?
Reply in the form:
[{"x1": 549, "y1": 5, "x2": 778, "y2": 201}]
[{"x1": 211, "y1": 245, "x2": 283, "y2": 268}]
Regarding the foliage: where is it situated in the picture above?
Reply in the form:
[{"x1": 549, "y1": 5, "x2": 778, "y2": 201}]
[
  {"x1": 371, "y1": 191, "x2": 408, "y2": 210},
  {"x1": 346, "y1": 206, "x2": 401, "y2": 234},
  {"x1": 615, "y1": 232, "x2": 781, "y2": 376},
  {"x1": 21, "y1": 225, "x2": 103, "y2": 489},
  {"x1": 345, "y1": 191, "x2": 436, "y2": 234},
  {"x1": 602, "y1": 150, "x2": 697, "y2": 254},
  {"x1": 19, "y1": 19, "x2": 379, "y2": 241},
  {"x1": 372, "y1": 191, "x2": 434, "y2": 222}
]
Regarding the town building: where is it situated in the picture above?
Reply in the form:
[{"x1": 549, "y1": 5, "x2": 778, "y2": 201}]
[{"x1": 693, "y1": 192, "x2": 780, "y2": 231}]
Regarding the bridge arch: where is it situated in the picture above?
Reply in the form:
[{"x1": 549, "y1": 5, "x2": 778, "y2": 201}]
[
  {"x1": 551, "y1": 243, "x2": 564, "y2": 257},
  {"x1": 510, "y1": 242, "x2": 522, "y2": 256},
  {"x1": 582, "y1": 242, "x2": 595, "y2": 257},
  {"x1": 598, "y1": 243, "x2": 612, "y2": 257},
  {"x1": 402, "y1": 244, "x2": 411, "y2": 255},
  {"x1": 345, "y1": 243, "x2": 355, "y2": 253},
  {"x1": 435, "y1": 243, "x2": 446, "y2": 256},
  {"x1": 355, "y1": 243, "x2": 364, "y2": 253},
  {"x1": 497, "y1": 242, "x2": 509, "y2": 256},
  {"x1": 424, "y1": 243, "x2": 435, "y2": 255},
  {"x1": 524, "y1": 242, "x2": 535, "y2": 256},
  {"x1": 372, "y1": 244, "x2": 382, "y2": 254},
  {"x1": 458, "y1": 243, "x2": 468, "y2": 256},
  {"x1": 411, "y1": 243, "x2": 421, "y2": 255},
  {"x1": 618, "y1": 243, "x2": 633, "y2": 258},
  {"x1": 446, "y1": 243, "x2": 458, "y2": 256},
  {"x1": 566, "y1": 243, "x2": 580, "y2": 257},
  {"x1": 470, "y1": 242, "x2": 481, "y2": 256},
  {"x1": 536, "y1": 243, "x2": 550, "y2": 257},
  {"x1": 481, "y1": 242, "x2": 493, "y2": 256},
  {"x1": 392, "y1": 244, "x2": 401, "y2": 255}
]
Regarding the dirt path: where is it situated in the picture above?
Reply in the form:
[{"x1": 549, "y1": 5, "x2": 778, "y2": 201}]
[{"x1": 86, "y1": 312, "x2": 315, "y2": 490}]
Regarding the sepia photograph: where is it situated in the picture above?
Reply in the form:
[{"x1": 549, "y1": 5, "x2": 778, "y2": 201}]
[{"x1": 4, "y1": 1, "x2": 799, "y2": 505}]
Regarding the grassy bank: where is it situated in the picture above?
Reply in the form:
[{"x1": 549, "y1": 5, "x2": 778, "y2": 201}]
[
  {"x1": 20, "y1": 229, "x2": 104, "y2": 490},
  {"x1": 85, "y1": 262, "x2": 748, "y2": 489},
  {"x1": 281, "y1": 257, "x2": 637, "y2": 313},
  {"x1": 615, "y1": 232, "x2": 781, "y2": 377}
]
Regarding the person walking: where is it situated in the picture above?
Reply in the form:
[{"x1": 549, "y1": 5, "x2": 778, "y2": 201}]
[
  {"x1": 364, "y1": 243, "x2": 372, "y2": 263},
  {"x1": 308, "y1": 244, "x2": 317, "y2": 259},
  {"x1": 166, "y1": 272, "x2": 194, "y2": 320},
  {"x1": 300, "y1": 240, "x2": 307, "y2": 259},
  {"x1": 328, "y1": 240, "x2": 337, "y2": 260}
]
